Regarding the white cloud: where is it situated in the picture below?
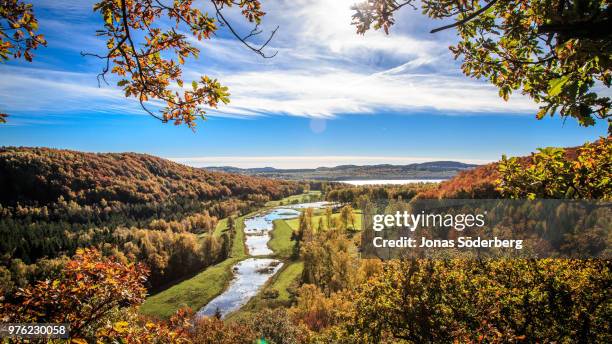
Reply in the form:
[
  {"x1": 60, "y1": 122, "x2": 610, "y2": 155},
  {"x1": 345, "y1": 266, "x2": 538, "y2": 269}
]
[
  {"x1": 190, "y1": 0, "x2": 539, "y2": 118},
  {"x1": 0, "y1": 66, "x2": 144, "y2": 115},
  {"x1": 204, "y1": 68, "x2": 537, "y2": 118}
]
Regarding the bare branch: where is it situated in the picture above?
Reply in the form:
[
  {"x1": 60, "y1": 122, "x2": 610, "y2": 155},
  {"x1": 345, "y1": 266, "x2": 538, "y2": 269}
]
[{"x1": 211, "y1": 0, "x2": 278, "y2": 58}]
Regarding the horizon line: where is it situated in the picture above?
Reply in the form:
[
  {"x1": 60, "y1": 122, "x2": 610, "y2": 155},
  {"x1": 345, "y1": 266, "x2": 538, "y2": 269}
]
[{"x1": 168, "y1": 156, "x2": 495, "y2": 169}]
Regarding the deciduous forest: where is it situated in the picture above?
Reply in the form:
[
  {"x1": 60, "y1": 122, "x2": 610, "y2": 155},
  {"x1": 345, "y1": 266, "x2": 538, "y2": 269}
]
[{"x1": 0, "y1": 0, "x2": 610, "y2": 342}]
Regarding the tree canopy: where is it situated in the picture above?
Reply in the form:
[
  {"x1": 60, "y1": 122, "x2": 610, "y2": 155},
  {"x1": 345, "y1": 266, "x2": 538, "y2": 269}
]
[
  {"x1": 352, "y1": 0, "x2": 612, "y2": 133},
  {"x1": 0, "y1": 0, "x2": 45, "y2": 63}
]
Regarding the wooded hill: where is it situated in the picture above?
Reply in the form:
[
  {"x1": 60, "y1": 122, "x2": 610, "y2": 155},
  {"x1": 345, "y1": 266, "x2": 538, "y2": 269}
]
[
  {"x1": 205, "y1": 161, "x2": 477, "y2": 181},
  {"x1": 0, "y1": 147, "x2": 301, "y2": 206},
  {"x1": 417, "y1": 138, "x2": 610, "y2": 200}
]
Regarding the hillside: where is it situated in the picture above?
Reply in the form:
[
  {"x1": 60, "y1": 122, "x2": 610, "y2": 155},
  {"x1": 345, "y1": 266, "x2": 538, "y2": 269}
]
[
  {"x1": 205, "y1": 161, "x2": 477, "y2": 181},
  {"x1": 0, "y1": 147, "x2": 301, "y2": 206},
  {"x1": 416, "y1": 143, "x2": 593, "y2": 199}
]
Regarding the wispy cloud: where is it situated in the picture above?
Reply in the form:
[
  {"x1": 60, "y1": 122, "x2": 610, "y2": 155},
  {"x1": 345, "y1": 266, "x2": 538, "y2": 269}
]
[
  {"x1": 204, "y1": 68, "x2": 537, "y2": 118},
  {"x1": 0, "y1": 66, "x2": 144, "y2": 116}
]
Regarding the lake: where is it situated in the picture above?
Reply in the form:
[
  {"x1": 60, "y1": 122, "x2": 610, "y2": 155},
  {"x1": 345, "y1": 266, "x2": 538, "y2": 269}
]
[{"x1": 340, "y1": 179, "x2": 447, "y2": 185}]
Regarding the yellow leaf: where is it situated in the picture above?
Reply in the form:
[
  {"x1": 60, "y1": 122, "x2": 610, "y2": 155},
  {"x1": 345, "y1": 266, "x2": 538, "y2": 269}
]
[{"x1": 113, "y1": 321, "x2": 129, "y2": 333}]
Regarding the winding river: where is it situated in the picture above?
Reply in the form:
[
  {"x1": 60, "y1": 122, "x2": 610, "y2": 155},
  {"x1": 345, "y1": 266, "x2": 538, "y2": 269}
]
[{"x1": 196, "y1": 202, "x2": 332, "y2": 318}]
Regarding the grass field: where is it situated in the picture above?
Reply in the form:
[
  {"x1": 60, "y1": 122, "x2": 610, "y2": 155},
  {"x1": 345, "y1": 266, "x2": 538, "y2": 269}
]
[
  {"x1": 268, "y1": 219, "x2": 296, "y2": 259},
  {"x1": 213, "y1": 217, "x2": 228, "y2": 236},
  {"x1": 270, "y1": 261, "x2": 303, "y2": 302},
  {"x1": 227, "y1": 261, "x2": 304, "y2": 320},
  {"x1": 265, "y1": 190, "x2": 322, "y2": 207},
  {"x1": 140, "y1": 215, "x2": 247, "y2": 318},
  {"x1": 228, "y1": 217, "x2": 305, "y2": 319}
]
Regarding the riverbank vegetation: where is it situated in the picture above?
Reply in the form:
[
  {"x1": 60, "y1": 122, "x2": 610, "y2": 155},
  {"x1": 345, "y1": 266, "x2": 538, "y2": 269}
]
[
  {"x1": 140, "y1": 191, "x2": 319, "y2": 318},
  {"x1": 140, "y1": 213, "x2": 248, "y2": 318}
]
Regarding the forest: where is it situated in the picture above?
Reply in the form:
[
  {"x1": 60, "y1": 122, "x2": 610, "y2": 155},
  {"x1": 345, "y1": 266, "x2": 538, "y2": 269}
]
[{"x1": 0, "y1": 147, "x2": 302, "y2": 292}]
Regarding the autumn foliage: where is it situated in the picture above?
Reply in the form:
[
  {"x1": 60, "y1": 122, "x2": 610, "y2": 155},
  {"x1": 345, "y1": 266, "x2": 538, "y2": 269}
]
[
  {"x1": 1, "y1": 248, "x2": 148, "y2": 340},
  {"x1": 352, "y1": 0, "x2": 612, "y2": 132},
  {"x1": 90, "y1": 0, "x2": 271, "y2": 127},
  {"x1": 498, "y1": 137, "x2": 611, "y2": 199},
  {"x1": 0, "y1": 147, "x2": 299, "y2": 206},
  {"x1": 417, "y1": 137, "x2": 611, "y2": 200},
  {"x1": 0, "y1": 0, "x2": 46, "y2": 62},
  {"x1": 344, "y1": 258, "x2": 612, "y2": 343}
]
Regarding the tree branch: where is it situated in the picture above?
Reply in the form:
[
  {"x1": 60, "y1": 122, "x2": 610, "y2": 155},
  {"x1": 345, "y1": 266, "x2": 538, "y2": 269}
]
[
  {"x1": 119, "y1": 0, "x2": 165, "y2": 122},
  {"x1": 211, "y1": 0, "x2": 278, "y2": 58},
  {"x1": 430, "y1": 0, "x2": 498, "y2": 34}
]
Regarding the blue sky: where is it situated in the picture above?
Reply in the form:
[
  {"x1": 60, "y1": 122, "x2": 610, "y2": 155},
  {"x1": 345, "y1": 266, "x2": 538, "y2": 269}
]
[{"x1": 0, "y1": 0, "x2": 608, "y2": 168}]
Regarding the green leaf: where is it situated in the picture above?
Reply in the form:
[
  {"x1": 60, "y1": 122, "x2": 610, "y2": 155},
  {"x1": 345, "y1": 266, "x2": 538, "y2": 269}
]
[{"x1": 548, "y1": 76, "x2": 570, "y2": 97}]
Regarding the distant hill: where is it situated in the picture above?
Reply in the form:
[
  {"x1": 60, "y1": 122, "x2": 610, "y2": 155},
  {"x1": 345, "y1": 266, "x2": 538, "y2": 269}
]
[{"x1": 204, "y1": 161, "x2": 478, "y2": 181}]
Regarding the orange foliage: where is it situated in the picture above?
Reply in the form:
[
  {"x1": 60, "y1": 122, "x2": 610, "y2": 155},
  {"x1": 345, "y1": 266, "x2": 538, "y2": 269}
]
[
  {"x1": 417, "y1": 163, "x2": 501, "y2": 199},
  {"x1": 0, "y1": 147, "x2": 300, "y2": 206},
  {"x1": 416, "y1": 142, "x2": 598, "y2": 199},
  {"x1": 1, "y1": 248, "x2": 148, "y2": 339}
]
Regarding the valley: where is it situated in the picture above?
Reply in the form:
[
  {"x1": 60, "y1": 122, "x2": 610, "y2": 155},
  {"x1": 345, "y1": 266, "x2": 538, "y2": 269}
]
[
  {"x1": 141, "y1": 191, "x2": 342, "y2": 319},
  {"x1": 1, "y1": 140, "x2": 609, "y2": 343}
]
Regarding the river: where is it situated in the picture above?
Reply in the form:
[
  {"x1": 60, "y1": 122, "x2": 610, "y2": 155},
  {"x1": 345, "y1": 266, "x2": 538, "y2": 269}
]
[{"x1": 196, "y1": 202, "x2": 333, "y2": 318}]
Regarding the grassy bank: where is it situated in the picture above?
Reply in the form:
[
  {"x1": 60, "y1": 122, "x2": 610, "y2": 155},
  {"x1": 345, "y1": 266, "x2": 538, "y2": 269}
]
[
  {"x1": 227, "y1": 260, "x2": 304, "y2": 320},
  {"x1": 268, "y1": 219, "x2": 297, "y2": 259},
  {"x1": 265, "y1": 190, "x2": 321, "y2": 207},
  {"x1": 231, "y1": 205, "x2": 364, "y2": 318},
  {"x1": 228, "y1": 215, "x2": 306, "y2": 319},
  {"x1": 213, "y1": 217, "x2": 228, "y2": 236},
  {"x1": 140, "y1": 192, "x2": 315, "y2": 318},
  {"x1": 140, "y1": 215, "x2": 247, "y2": 318}
]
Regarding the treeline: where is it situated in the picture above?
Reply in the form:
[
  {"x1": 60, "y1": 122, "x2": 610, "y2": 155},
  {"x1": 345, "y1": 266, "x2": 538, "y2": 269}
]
[
  {"x1": 0, "y1": 147, "x2": 302, "y2": 293},
  {"x1": 325, "y1": 183, "x2": 435, "y2": 205}
]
